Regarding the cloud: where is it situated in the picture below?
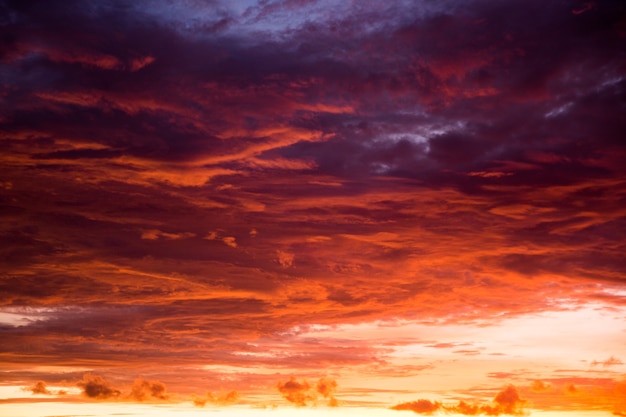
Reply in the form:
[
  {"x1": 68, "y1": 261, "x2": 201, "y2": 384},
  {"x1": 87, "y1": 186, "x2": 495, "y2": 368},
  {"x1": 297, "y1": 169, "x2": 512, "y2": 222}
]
[
  {"x1": 316, "y1": 377, "x2": 338, "y2": 407},
  {"x1": 129, "y1": 378, "x2": 169, "y2": 401},
  {"x1": 216, "y1": 390, "x2": 239, "y2": 405},
  {"x1": 490, "y1": 385, "x2": 526, "y2": 415},
  {"x1": 21, "y1": 380, "x2": 69, "y2": 396},
  {"x1": 531, "y1": 380, "x2": 550, "y2": 392},
  {"x1": 193, "y1": 390, "x2": 239, "y2": 407},
  {"x1": 591, "y1": 356, "x2": 624, "y2": 367},
  {"x1": 277, "y1": 250, "x2": 295, "y2": 268},
  {"x1": 452, "y1": 401, "x2": 482, "y2": 416},
  {"x1": 204, "y1": 232, "x2": 238, "y2": 248},
  {"x1": 392, "y1": 385, "x2": 527, "y2": 416},
  {"x1": 391, "y1": 399, "x2": 442, "y2": 414},
  {"x1": 27, "y1": 381, "x2": 52, "y2": 395},
  {"x1": 223, "y1": 236, "x2": 238, "y2": 248},
  {"x1": 77, "y1": 374, "x2": 121, "y2": 399},
  {"x1": 277, "y1": 377, "x2": 338, "y2": 407},
  {"x1": 76, "y1": 374, "x2": 175, "y2": 402},
  {"x1": 140, "y1": 229, "x2": 195, "y2": 240},
  {"x1": 277, "y1": 377, "x2": 313, "y2": 407}
]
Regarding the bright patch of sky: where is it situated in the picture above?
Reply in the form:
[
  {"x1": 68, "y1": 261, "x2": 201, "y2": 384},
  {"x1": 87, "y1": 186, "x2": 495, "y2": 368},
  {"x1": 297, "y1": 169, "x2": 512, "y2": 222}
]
[
  {"x1": 119, "y1": 0, "x2": 452, "y2": 40},
  {"x1": 292, "y1": 303, "x2": 626, "y2": 366},
  {"x1": 0, "y1": 307, "x2": 59, "y2": 326}
]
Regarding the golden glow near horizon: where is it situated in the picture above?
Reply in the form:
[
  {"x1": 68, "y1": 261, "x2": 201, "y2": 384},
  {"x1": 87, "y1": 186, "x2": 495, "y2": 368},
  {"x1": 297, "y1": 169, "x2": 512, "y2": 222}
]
[
  {"x1": 1, "y1": 0, "x2": 625, "y2": 416},
  {"x1": 2, "y1": 305, "x2": 625, "y2": 416},
  {"x1": 0, "y1": 403, "x2": 619, "y2": 417}
]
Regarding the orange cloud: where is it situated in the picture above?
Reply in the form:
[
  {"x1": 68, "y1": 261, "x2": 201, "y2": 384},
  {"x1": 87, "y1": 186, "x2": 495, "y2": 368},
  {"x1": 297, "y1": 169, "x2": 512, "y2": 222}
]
[
  {"x1": 392, "y1": 399, "x2": 442, "y2": 414},
  {"x1": 277, "y1": 250, "x2": 295, "y2": 268},
  {"x1": 129, "y1": 378, "x2": 169, "y2": 401},
  {"x1": 490, "y1": 385, "x2": 526, "y2": 415},
  {"x1": 453, "y1": 401, "x2": 481, "y2": 415},
  {"x1": 140, "y1": 229, "x2": 196, "y2": 240},
  {"x1": 276, "y1": 377, "x2": 339, "y2": 407},
  {"x1": 277, "y1": 377, "x2": 313, "y2": 407},
  {"x1": 591, "y1": 356, "x2": 624, "y2": 367},
  {"x1": 316, "y1": 377, "x2": 338, "y2": 407},
  {"x1": 27, "y1": 381, "x2": 52, "y2": 395},
  {"x1": 193, "y1": 390, "x2": 239, "y2": 407},
  {"x1": 21, "y1": 380, "x2": 68, "y2": 396},
  {"x1": 223, "y1": 236, "x2": 238, "y2": 248},
  {"x1": 76, "y1": 375, "x2": 170, "y2": 402},
  {"x1": 392, "y1": 385, "x2": 527, "y2": 416}
]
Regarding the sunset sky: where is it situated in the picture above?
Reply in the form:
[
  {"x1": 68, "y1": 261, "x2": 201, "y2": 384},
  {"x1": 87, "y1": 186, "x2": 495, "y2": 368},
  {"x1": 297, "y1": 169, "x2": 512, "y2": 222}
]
[{"x1": 1, "y1": 0, "x2": 625, "y2": 416}]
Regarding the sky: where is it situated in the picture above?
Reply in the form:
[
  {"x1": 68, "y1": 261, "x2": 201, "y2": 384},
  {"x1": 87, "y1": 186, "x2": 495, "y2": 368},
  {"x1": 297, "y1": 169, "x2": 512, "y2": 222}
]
[{"x1": 0, "y1": 0, "x2": 625, "y2": 416}]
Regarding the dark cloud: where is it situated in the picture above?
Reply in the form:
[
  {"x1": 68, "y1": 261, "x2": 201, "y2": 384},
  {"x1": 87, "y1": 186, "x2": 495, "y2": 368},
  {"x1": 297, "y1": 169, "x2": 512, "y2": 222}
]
[
  {"x1": 0, "y1": 226, "x2": 58, "y2": 266},
  {"x1": 316, "y1": 377, "x2": 338, "y2": 407},
  {"x1": 76, "y1": 374, "x2": 176, "y2": 402},
  {"x1": 77, "y1": 374, "x2": 120, "y2": 399},
  {"x1": 22, "y1": 380, "x2": 68, "y2": 396}
]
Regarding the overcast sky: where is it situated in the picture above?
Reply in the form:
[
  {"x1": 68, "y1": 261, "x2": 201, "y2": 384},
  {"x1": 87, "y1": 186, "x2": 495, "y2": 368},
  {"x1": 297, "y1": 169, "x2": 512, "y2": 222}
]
[{"x1": 1, "y1": 0, "x2": 625, "y2": 416}]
